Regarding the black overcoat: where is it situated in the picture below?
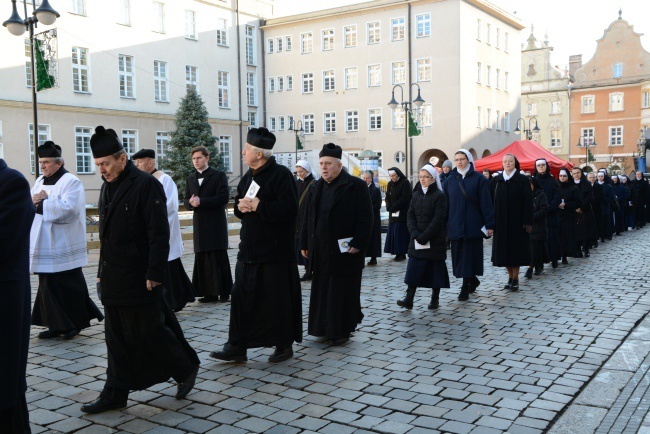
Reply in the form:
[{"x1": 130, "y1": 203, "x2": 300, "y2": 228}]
[
  {"x1": 185, "y1": 167, "x2": 230, "y2": 252},
  {"x1": 300, "y1": 170, "x2": 373, "y2": 276},
  {"x1": 490, "y1": 172, "x2": 534, "y2": 267},
  {"x1": 591, "y1": 181, "x2": 604, "y2": 238},
  {"x1": 407, "y1": 185, "x2": 448, "y2": 261},
  {"x1": 530, "y1": 189, "x2": 549, "y2": 242},
  {"x1": 557, "y1": 182, "x2": 581, "y2": 257},
  {"x1": 98, "y1": 161, "x2": 170, "y2": 306},
  {"x1": 630, "y1": 178, "x2": 648, "y2": 224},
  {"x1": 385, "y1": 168, "x2": 411, "y2": 223},
  {"x1": 574, "y1": 179, "x2": 598, "y2": 241},
  {"x1": 0, "y1": 160, "x2": 35, "y2": 411},
  {"x1": 296, "y1": 174, "x2": 316, "y2": 241},
  {"x1": 535, "y1": 172, "x2": 561, "y2": 227},
  {"x1": 366, "y1": 182, "x2": 383, "y2": 258}
]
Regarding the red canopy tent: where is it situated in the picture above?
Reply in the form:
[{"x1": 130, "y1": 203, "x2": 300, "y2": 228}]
[{"x1": 474, "y1": 140, "x2": 574, "y2": 176}]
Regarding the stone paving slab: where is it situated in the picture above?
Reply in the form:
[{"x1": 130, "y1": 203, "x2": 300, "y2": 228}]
[{"x1": 26, "y1": 230, "x2": 650, "y2": 433}]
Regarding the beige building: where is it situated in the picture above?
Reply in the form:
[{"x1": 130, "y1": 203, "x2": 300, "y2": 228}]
[
  {"x1": 520, "y1": 29, "x2": 571, "y2": 161},
  {"x1": 0, "y1": 0, "x2": 271, "y2": 201},
  {"x1": 262, "y1": 0, "x2": 524, "y2": 180}
]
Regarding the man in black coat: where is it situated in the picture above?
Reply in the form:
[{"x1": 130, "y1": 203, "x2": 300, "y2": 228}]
[
  {"x1": 361, "y1": 170, "x2": 382, "y2": 266},
  {"x1": 631, "y1": 171, "x2": 648, "y2": 228},
  {"x1": 185, "y1": 146, "x2": 232, "y2": 302},
  {"x1": 0, "y1": 159, "x2": 35, "y2": 434},
  {"x1": 301, "y1": 144, "x2": 373, "y2": 346},
  {"x1": 211, "y1": 127, "x2": 302, "y2": 363},
  {"x1": 81, "y1": 126, "x2": 199, "y2": 414}
]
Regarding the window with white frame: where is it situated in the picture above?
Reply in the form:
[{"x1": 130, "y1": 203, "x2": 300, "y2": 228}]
[
  {"x1": 393, "y1": 106, "x2": 405, "y2": 129},
  {"x1": 643, "y1": 90, "x2": 650, "y2": 108},
  {"x1": 581, "y1": 127, "x2": 595, "y2": 146},
  {"x1": 609, "y1": 126, "x2": 623, "y2": 146},
  {"x1": 495, "y1": 68, "x2": 500, "y2": 89},
  {"x1": 504, "y1": 71, "x2": 509, "y2": 91},
  {"x1": 367, "y1": 21, "x2": 380, "y2": 44},
  {"x1": 267, "y1": 38, "x2": 274, "y2": 54},
  {"x1": 346, "y1": 110, "x2": 359, "y2": 132},
  {"x1": 344, "y1": 25, "x2": 357, "y2": 47},
  {"x1": 286, "y1": 75, "x2": 293, "y2": 91},
  {"x1": 245, "y1": 25, "x2": 255, "y2": 65},
  {"x1": 505, "y1": 32, "x2": 509, "y2": 52},
  {"x1": 121, "y1": 129, "x2": 138, "y2": 158},
  {"x1": 550, "y1": 130, "x2": 562, "y2": 147},
  {"x1": 486, "y1": 65, "x2": 491, "y2": 86},
  {"x1": 246, "y1": 72, "x2": 256, "y2": 106},
  {"x1": 276, "y1": 37, "x2": 283, "y2": 52},
  {"x1": 186, "y1": 65, "x2": 198, "y2": 92},
  {"x1": 345, "y1": 67, "x2": 358, "y2": 89},
  {"x1": 268, "y1": 77, "x2": 275, "y2": 92},
  {"x1": 504, "y1": 112, "x2": 510, "y2": 132},
  {"x1": 417, "y1": 58, "x2": 431, "y2": 82},
  {"x1": 550, "y1": 101, "x2": 561, "y2": 114},
  {"x1": 303, "y1": 114, "x2": 315, "y2": 134},
  {"x1": 476, "y1": 19, "x2": 481, "y2": 40},
  {"x1": 323, "y1": 70, "x2": 335, "y2": 91},
  {"x1": 301, "y1": 32, "x2": 313, "y2": 53},
  {"x1": 369, "y1": 108, "x2": 382, "y2": 130},
  {"x1": 392, "y1": 61, "x2": 406, "y2": 84},
  {"x1": 71, "y1": 47, "x2": 90, "y2": 93},
  {"x1": 153, "y1": 60, "x2": 168, "y2": 102},
  {"x1": 582, "y1": 95, "x2": 595, "y2": 113},
  {"x1": 486, "y1": 23, "x2": 491, "y2": 44},
  {"x1": 217, "y1": 18, "x2": 228, "y2": 46},
  {"x1": 613, "y1": 63, "x2": 623, "y2": 79},
  {"x1": 477, "y1": 107, "x2": 481, "y2": 128},
  {"x1": 118, "y1": 0, "x2": 130, "y2": 25},
  {"x1": 610, "y1": 93, "x2": 624, "y2": 111},
  {"x1": 477, "y1": 62, "x2": 481, "y2": 83},
  {"x1": 527, "y1": 102, "x2": 537, "y2": 116},
  {"x1": 368, "y1": 64, "x2": 381, "y2": 86},
  {"x1": 287, "y1": 115, "x2": 294, "y2": 129},
  {"x1": 75, "y1": 126, "x2": 93, "y2": 174},
  {"x1": 152, "y1": 1, "x2": 164, "y2": 33},
  {"x1": 302, "y1": 73, "x2": 313, "y2": 93},
  {"x1": 268, "y1": 116, "x2": 276, "y2": 131},
  {"x1": 71, "y1": 0, "x2": 85, "y2": 15},
  {"x1": 495, "y1": 110, "x2": 501, "y2": 130},
  {"x1": 278, "y1": 116, "x2": 285, "y2": 131},
  {"x1": 28, "y1": 123, "x2": 50, "y2": 174},
  {"x1": 324, "y1": 112, "x2": 336, "y2": 133},
  {"x1": 496, "y1": 28, "x2": 500, "y2": 49},
  {"x1": 322, "y1": 29, "x2": 334, "y2": 51},
  {"x1": 156, "y1": 131, "x2": 169, "y2": 167},
  {"x1": 486, "y1": 108, "x2": 492, "y2": 129},
  {"x1": 219, "y1": 135, "x2": 232, "y2": 172},
  {"x1": 391, "y1": 18, "x2": 405, "y2": 41},
  {"x1": 24, "y1": 39, "x2": 32, "y2": 87},
  {"x1": 218, "y1": 71, "x2": 229, "y2": 108},
  {"x1": 248, "y1": 111, "x2": 257, "y2": 128},
  {"x1": 185, "y1": 10, "x2": 197, "y2": 39},
  {"x1": 420, "y1": 104, "x2": 432, "y2": 127},
  {"x1": 277, "y1": 76, "x2": 284, "y2": 91},
  {"x1": 119, "y1": 54, "x2": 135, "y2": 98},
  {"x1": 416, "y1": 13, "x2": 430, "y2": 37},
  {"x1": 285, "y1": 35, "x2": 292, "y2": 51}
]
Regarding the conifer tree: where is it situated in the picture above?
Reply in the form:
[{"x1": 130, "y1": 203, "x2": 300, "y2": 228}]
[{"x1": 162, "y1": 89, "x2": 223, "y2": 197}]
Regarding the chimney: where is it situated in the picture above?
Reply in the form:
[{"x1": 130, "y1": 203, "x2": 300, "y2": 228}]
[{"x1": 569, "y1": 54, "x2": 582, "y2": 77}]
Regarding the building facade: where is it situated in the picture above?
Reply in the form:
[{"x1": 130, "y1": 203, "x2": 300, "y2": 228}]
[
  {"x1": 262, "y1": 0, "x2": 523, "y2": 180},
  {"x1": 569, "y1": 13, "x2": 650, "y2": 174},
  {"x1": 520, "y1": 30, "x2": 571, "y2": 161},
  {"x1": 0, "y1": 0, "x2": 272, "y2": 201}
]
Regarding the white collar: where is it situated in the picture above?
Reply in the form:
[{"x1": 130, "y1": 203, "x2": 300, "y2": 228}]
[{"x1": 503, "y1": 169, "x2": 517, "y2": 181}]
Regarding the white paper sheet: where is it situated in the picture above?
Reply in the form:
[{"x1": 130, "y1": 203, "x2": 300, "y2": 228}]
[{"x1": 338, "y1": 237, "x2": 353, "y2": 253}]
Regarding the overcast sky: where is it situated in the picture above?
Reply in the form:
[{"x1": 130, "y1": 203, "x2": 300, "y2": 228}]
[{"x1": 274, "y1": 0, "x2": 650, "y2": 69}]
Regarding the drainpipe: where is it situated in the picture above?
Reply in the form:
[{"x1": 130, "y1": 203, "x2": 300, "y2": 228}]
[
  {"x1": 407, "y1": 2, "x2": 413, "y2": 181},
  {"x1": 236, "y1": 0, "x2": 244, "y2": 178},
  {"x1": 260, "y1": 22, "x2": 267, "y2": 128}
]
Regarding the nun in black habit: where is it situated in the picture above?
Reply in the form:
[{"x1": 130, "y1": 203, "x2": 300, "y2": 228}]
[
  {"x1": 490, "y1": 154, "x2": 533, "y2": 291},
  {"x1": 525, "y1": 177, "x2": 549, "y2": 279},
  {"x1": 557, "y1": 168, "x2": 581, "y2": 264},
  {"x1": 533, "y1": 159, "x2": 562, "y2": 268},
  {"x1": 571, "y1": 167, "x2": 598, "y2": 257},
  {"x1": 362, "y1": 170, "x2": 382, "y2": 265},
  {"x1": 612, "y1": 175, "x2": 627, "y2": 235},
  {"x1": 587, "y1": 172, "x2": 604, "y2": 247},
  {"x1": 384, "y1": 167, "x2": 411, "y2": 261},
  {"x1": 296, "y1": 159, "x2": 316, "y2": 280}
]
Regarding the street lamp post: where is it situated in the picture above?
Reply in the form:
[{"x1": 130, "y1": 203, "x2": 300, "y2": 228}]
[
  {"x1": 388, "y1": 83, "x2": 424, "y2": 181},
  {"x1": 288, "y1": 119, "x2": 304, "y2": 166},
  {"x1": 514, "y1": 117, "x2": 540, "y2": 141},
  {"x1": 3, "y1": 0, "x2": 59, "y2": 179},
  {"x1": 577, "y1": 135, "x2": 597, "y2": 171}
]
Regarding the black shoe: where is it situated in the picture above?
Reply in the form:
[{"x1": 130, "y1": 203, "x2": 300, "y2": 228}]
[
  {"x1": 551, "y1": 260, "x2": 558, "y2": 269},
  {"x1": 329, "y1": 336, "x2": 350, "y2": 346},
  {"x1": 393, "y1": 254, "x2": 406, "y2": 262},
  {"x1": 61, "y1": 329, "x2": 80, "y2": 340},
  {"x1": 367, "y1": 258, "x2": 377, "y2": 266},
  {"x1": 458, "y1": 283, "x2": 469, "y2": 301},
  {"x1": 575, "y1": 252, "x2": 583, "y2": 258},
  {"x1": 80, "y1": 396, "x2": 127, "y2": 414},
  {"x1": 584, "y1": 252, "x2": 590, "y2": 258},
  {"x1": 176, "y1": 365, "x2": 199, "y2": 400},
  {"x1": 38, "y1": 330, "x2": 59, "y2": 339},
  {"x1": 300, "y1": 273, "x2": 312, "y2": 282},
  {"x1": 510, "y1": 279, "x2": 519, "y2": 291},
  {"x1": 198, "y1": 296, "x2": 219, "y2": 303},
  {"x1": 562, "y1": 257, "x2": 569, "y2": 265},
  {"x1": 468, "y1": 277, "x2": 480, "y2": 294},
  {"x1": 397, "y1": 288, "x2": 416, "y2": 309},
  {"x1": 428, "y1": 289, "x2": 440, "y2": 310},
  {"x1": 534, "y1": 266, "x2": 542, "y2": 276},
  {"x1": 524, "y1": 268, "x2": 533, "y2": 279},
  {"x1": 210, "y1": 344, "x2": 247, "y2": 362},
  {"x1": 269, "y1": 346, "x2": 293, "y2": 363},
  {"x1": 504, "y1": 278, "x2": 513, "y2": 290},
  {"x1": 219, "y1": 294, "x2": 230, "y2": 302}
]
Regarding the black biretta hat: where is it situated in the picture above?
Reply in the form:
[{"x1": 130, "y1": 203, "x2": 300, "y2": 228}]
[
  {"x1": 90, "y1": 126, "x2": 123, "y2": 158},
  {"x1": 37, "y1": 141, "x2": 62, "y2": 158},
  {"x1": 319, "y1": 143, "x2": 342, "y2": 159},
  {"x1": 131, "y1": 148, "x2": 155, "y2": 160},
  {"x1": 247, "y1": 127, "x2": 276, "y2": 150}
]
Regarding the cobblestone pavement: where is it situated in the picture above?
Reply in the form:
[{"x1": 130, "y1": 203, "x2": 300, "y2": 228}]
[{"x1": 26, "y1": 230, "x2": 650, "y2": 434}]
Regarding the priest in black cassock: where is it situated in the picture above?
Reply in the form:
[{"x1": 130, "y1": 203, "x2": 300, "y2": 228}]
[
  {"x1": 81, "y1": 126, "x2": 199, "y2": 414},
  {"x1": 211, "y1": 127, "x2": 302, "y2": 363},
  {"x1": 185, "y1": 146, "x2": 232, "y2": 303},
  {"x1": 0, "y1": 159, "x2": 35, "y2": 434},
  {"x1": 301, "y1": 144, "x2": 373, "y2": 346},
  {"x1": 296, "y1": 159, "x2": 316, "y2": 281}
]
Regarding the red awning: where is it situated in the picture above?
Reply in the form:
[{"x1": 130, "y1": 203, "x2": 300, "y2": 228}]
[{"x1": 474, "y1": 140, "x2": 574, "y2": 176}]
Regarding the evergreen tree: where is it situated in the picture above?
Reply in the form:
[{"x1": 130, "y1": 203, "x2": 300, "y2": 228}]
[{"x1": 162, "y1": 89, "x2": 223, "y2": 198}]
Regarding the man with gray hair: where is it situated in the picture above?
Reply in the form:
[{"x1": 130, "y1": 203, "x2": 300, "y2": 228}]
[{"x1": 30, "y1": 141, "x2": 103, "y2": 341}]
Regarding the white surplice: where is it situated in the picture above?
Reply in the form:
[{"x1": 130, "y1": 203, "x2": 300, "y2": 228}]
[
  {"x1": 153, "y1": 171, "x2": 184, "y2": 261},
  {"x1": 29, "y1": 172, "x2": 88, "y2": 273}
]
